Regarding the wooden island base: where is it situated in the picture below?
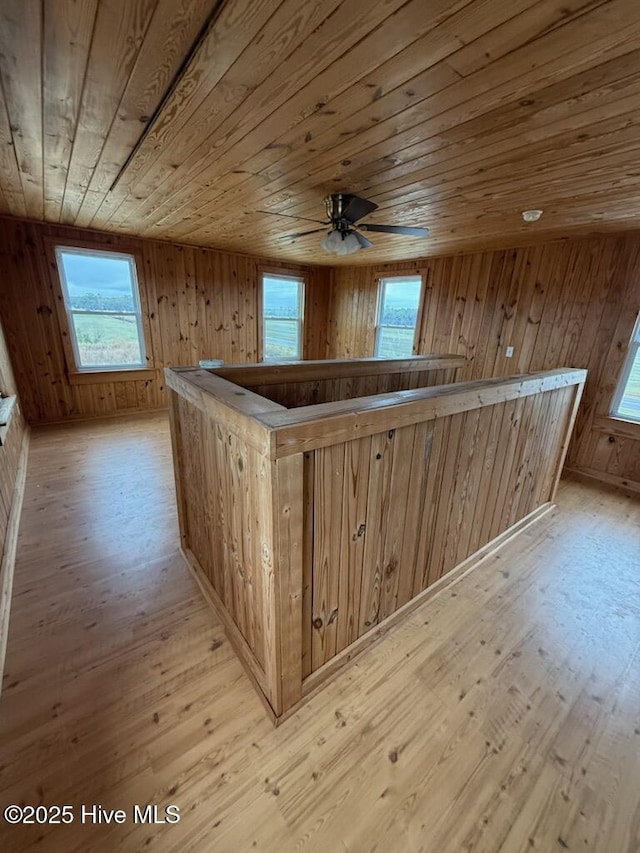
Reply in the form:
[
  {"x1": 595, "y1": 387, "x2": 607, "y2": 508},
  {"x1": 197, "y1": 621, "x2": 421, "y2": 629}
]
[{"x1": 166, "y1": 356, "x2": 586, "y2": 723}]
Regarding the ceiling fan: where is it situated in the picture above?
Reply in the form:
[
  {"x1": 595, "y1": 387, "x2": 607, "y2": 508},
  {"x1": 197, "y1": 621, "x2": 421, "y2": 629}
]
[{"x1": 264, "y1": 193, "x2": 429, "y2": 255}]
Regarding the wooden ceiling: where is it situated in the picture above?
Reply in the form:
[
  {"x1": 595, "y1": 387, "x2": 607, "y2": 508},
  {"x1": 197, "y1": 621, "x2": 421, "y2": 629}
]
[{"x1": 2, "y1": 0, "x2": 640, "y2": 265}]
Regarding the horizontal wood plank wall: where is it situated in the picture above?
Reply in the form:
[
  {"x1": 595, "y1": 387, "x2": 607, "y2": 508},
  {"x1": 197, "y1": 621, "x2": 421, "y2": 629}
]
[
  {"x1": 305, "y1": 383, "x2": 576, "y2": 674},
  {"x1": 0, "y1": 315, "x2": 26, "y2": 557},
  {"x1": 328, "y1": 234, "x2": 640, "y2": 490},
  {"x1": 0, "y1": 217, "x2": 331, "y2": 424},
  {"x1": 246, "y1": 366, "x2": 458, "y2": 408}
]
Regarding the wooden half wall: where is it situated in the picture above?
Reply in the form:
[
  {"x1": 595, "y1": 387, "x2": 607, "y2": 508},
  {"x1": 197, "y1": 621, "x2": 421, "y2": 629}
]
[
  {"x1": 0, "y1": 217, "x2": 331, "y2": 424},
  {"x1": 328, "y1": 233, "x2": 640, "y2": 491},
  {"x1": 166, "y1": 360, "x2": 586, "y2": 721},
  {"x1": 0, "y1": 313, "x2": 28, "y2": 690},
  {"x1": 0, "y1": 314, "x2": 27, "y2": 553}
]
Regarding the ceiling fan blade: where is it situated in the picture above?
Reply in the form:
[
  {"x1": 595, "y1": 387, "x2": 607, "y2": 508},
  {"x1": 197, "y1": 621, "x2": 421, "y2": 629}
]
[
  {"x1": 353, "y1": 230, "x2": 373, "y2": 249},
  {"x1": 259, "y1": 210, "x2": 329, "y2": 225},
  {"x1": 341, "y1": 194, "x2": 378, "y2": 223},
  {"x1": 280, "y1": 228, "x2": 327, "y2": 239},
  {"x1": 359, "y1": 223, "x2": 429, "y2": 237}
]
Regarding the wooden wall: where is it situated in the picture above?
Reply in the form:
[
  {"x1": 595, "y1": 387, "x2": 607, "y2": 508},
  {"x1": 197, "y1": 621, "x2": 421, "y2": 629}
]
[
  {"x1": 1, "y1": 213, "x2": 638, "y2": 491},
  {"x1": 0, "y1": 217, "x2": 331, "y2": 424},
  {"x1": 0, "y1": 313, "x2": 27, "y2": 571},
  {"x1": 306, "y1": 380, "x2": 580, "y2": 676},
  {"x1": 328, "y1": 234, "x2": 640, "y2": 491},
  {"x1": 244, "y1": 366, "x2": 460, "y2": 408}
]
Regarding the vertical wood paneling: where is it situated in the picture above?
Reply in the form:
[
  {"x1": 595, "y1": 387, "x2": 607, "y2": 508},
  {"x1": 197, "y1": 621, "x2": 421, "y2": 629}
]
[
  {"x1": 336, "y1": 434, "x2": 371, "y2": 652},
  {"x1": 169, "y1": 360, "x2": 585, "y2": 716},
  {"x1": 305, "y1": 383, "x2": 579, "y2": 674},
  {"x1": 173, "y1": 394, "x2": 268, "y2": 670},
  {"x1": 246, "y1": 365, "x2": 459, "y2": 408},
  {"x1": 378, "y1": 424, "x2": 416, "y2": 622},
  {"x1": 311, "y1": 442, "x2": 344, "y2": 670},
  {"x1": 0, "y1": 217, "x2": 331, "y2": 423},
  {"x1": 0, "y1": 315, "x2": 27, "y2": 564},
  {"x1": 273, "y1": 452, "x2": 304, "y2": 711},
  {"x1": 329, "y1": 233, "x2": 640, "y2": 490}
]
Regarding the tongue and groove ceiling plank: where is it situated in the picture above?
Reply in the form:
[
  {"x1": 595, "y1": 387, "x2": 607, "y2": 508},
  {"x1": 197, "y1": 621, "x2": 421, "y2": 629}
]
[
  {"x1": 96, "y1": 0, "x2": 420, "y2": 231},
  {"x1": 1, "y1": 0, "x2": 640, "y2": 263},
  {"x1": 73, "y1": 0, "x2": 221, "y2": 227},
  {"x1": 0, "y1": 0, "x2": 44, "y2": 219},
  {"x1": 129, "y1": 0, "x2": 591, "y2": 239}
]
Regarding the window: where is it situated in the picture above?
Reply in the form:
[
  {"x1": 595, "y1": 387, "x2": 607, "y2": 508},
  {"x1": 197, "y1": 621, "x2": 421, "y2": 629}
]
[
  {"x1": 611, "y1": 312, "x2": 640, "y2": 423},
  {"x1": 262, "y1": 273, "x2": 304, "y2": 361},
  {"x1": 54, "y1": 246, "x2": 147, "y2": 372},
  {"x1": 375, "y1": 275, "x2": 423, "y2": 358}
]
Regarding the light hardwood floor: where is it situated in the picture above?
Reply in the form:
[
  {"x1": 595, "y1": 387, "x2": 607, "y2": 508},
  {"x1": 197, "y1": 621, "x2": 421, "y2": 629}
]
[{"x1": 0, "y1": 413, "x2": 639, "y2": 853}]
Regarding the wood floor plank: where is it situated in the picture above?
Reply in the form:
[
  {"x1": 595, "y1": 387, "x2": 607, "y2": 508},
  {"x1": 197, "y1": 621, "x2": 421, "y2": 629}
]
[{"x1": 0, "y1": 415, "x2": 638, "y2": 852}]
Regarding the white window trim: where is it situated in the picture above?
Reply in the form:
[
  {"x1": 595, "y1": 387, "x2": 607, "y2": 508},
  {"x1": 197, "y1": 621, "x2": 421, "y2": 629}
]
[
  {"x1": 610, "y1": 312, "x2": 640, "y2": 424},
  {"x1": 262, "y1": 272, "x2": 305, "y2": 362},
  {"x1": 374, "y1": 274, "x2": 423, "y2": 358},
  {"x1": 54, "y1": 246, "x2": 147, "y2": 373}
]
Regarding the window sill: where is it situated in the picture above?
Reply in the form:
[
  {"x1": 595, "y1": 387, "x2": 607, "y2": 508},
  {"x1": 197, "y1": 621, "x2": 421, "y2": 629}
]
[
  {"x1": 0, "y1": 395, "x2": 17, "y2": 446},
  {"x1": 68, "y1": 368, "x2": 158, "y2": 385},
  {"x1": 593, "y1": 415, "x2": 640, "y2": 441}
]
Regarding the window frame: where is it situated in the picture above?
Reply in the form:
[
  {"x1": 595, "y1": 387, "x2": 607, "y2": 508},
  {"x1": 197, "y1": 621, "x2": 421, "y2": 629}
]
[
  {"x1": 610, "y1": 311, "x2": 640, "y2": 425},
  {"x1": 374, "y1": 273, "x2": 424, "y2": 358},
  {"x1": 260, "y1": 270, "x2": 305, "y2": 362},
  {"x1": 49, "y1": 241, "x2": 152, "y2": 377}
]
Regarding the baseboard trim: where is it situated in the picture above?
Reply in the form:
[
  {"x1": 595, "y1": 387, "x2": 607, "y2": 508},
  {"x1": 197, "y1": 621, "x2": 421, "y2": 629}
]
[
  {"x1": 0, "y1": 426, "x2": 30, "y2": 697},
  {"x1": 563, "y1": 466, "x2": 640, "y2": 495},
  {"x1": 33, "y1": 406, "x2": 168, "y2": 428}
]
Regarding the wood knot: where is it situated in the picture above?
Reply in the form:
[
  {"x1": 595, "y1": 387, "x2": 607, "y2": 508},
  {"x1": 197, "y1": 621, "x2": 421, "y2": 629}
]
[
  {"x1": 312, "y1": 617, "x2": 323, "y2": 630},
  {"x1": 354, "y1": 523, "x2": 366, "y2": 540}
]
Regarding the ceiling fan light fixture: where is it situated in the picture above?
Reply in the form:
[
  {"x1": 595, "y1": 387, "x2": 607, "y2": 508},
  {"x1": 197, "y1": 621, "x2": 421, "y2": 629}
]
[
  {"x1": 320, "y1": 228, "x2": 361, "y2": 255},
  {"x1": 320, "y1": 229, "x2": 343, "y2": 253},
  {"x1": 291, "y1": 194, "x2": 429, "y2": 253},
  {"x1": 340, "y1": 231, "x2": 361, "y2": 255}
]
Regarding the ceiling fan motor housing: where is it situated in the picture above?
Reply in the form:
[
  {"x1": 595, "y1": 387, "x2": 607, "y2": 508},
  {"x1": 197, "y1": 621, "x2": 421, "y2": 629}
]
[{"x1": 325, "y1": 193, "x2": 351, "y2": 231}]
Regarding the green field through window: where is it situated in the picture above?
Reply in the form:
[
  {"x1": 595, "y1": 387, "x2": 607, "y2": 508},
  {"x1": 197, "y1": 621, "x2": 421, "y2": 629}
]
[{"x1": 56, "y1": 247, "x2": 146, "y2": 370}]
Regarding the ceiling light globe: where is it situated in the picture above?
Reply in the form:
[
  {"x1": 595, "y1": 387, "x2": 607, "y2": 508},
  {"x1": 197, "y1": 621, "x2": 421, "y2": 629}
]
[
  {"x1": 341, "y1": 232, "x2": 361, "y2": 255},
  {"x1": 321, "y1": 230, "x2": 343, "y2": 253}
]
